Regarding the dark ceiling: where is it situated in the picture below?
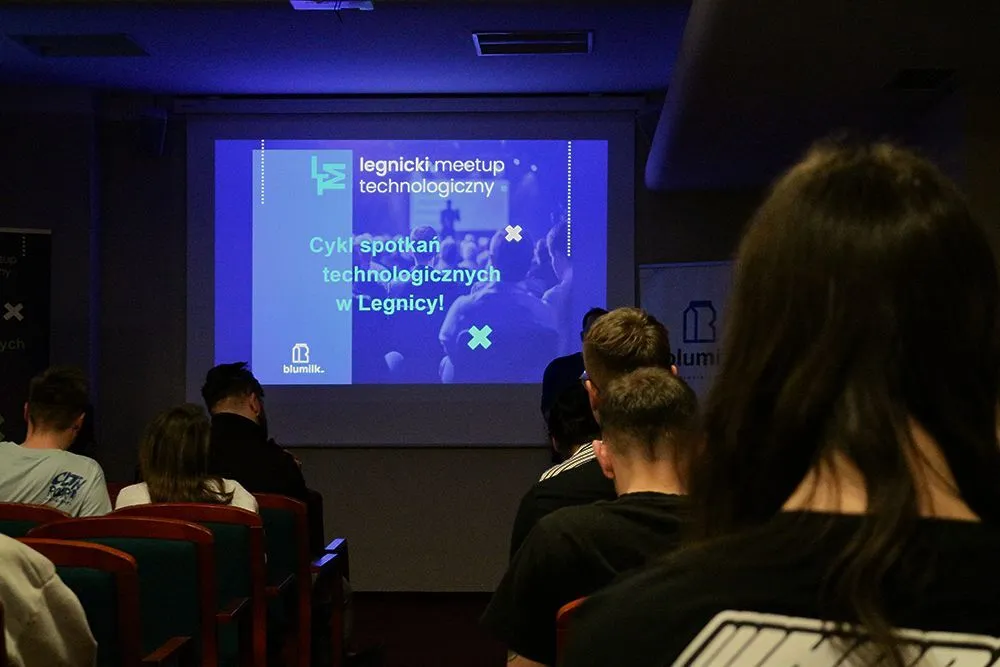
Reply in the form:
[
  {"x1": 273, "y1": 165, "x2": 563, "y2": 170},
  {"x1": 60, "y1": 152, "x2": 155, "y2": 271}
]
[
  {"x1": 0, "y1": 1, "x2": 688, "y2": 95},
  {"x1": 2, "y1": 1, "x2": 999, "y2": 189}
]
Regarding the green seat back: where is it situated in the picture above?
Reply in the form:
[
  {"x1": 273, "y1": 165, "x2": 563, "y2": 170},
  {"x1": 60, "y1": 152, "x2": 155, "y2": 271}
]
[
  {"x1": 0, "y1": 519, "x2": 37, "y2": 538},
  {"x1": 258, "y1": 507, "x2": 300, "y2": 629},
  {"x1": 86, "y1": 537, "x2": 203, "y2": 657},
  {"x1": 203, "y1": 521, "x2": 252, "y2": 667},
  {"x1": 58, "y1": 566, "x2": 122, "y2": 667}
]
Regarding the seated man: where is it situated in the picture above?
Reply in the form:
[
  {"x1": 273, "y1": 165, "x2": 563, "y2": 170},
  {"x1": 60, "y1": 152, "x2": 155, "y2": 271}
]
[
  {"x1": 483, "y1": 367, "x2": 697, "y2": 667},
  {"x1": 0, "y1": 533, "x2": 97, "y2": 667},
  {"x1": 0, "y1": 367, "x2": 111, "y2": 517},
  {"x1": 508, "y1": 307, "x2": 677, "y2": 559},
  {"x1": 508, "y1": 383, "x2": 612, "y2": 560},
  {"x1": 539, "y1": 307, "x2": 607, "y2": 422},
  {"x1": 201, "y1": 362, "x2": 323, "y2": 554}
]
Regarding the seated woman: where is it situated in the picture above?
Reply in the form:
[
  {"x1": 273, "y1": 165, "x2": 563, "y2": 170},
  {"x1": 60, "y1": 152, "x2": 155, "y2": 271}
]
[
  {"x1": 561, "y1": 141, "x2": 1000, "y2": 667},
  {"x1": 116, "y1": 403, "x2": 258, "y2": 513}
]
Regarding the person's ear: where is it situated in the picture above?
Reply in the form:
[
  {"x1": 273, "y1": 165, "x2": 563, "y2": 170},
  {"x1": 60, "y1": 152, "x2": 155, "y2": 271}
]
[
  {"x1": 671, "y1": 365, "x2": 678, "y2": 376},
  {"x1": 23, "y1": 403, "x2": 29, "y2": 423},
  {"x1": 550, "y1": 436, "x2": 559, "y2": 455},
  {"x1": 72, "y1": 412, "x2": 85, "y2": 433},
  {"x1": 593, "y1": 439, "x2": 615, "y2": 480},
  {"x1": 248, "y1": 392, "x2": 262, "y2": 415}
]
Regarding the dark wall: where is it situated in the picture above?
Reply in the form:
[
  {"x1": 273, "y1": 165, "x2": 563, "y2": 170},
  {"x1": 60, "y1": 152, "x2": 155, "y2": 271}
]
[
  {"x1": 0, "y1": 89, "x2": 97, "y2": 380},
  {"x1": 97, "y1": 105, "x2": 188, "y2": 480}
]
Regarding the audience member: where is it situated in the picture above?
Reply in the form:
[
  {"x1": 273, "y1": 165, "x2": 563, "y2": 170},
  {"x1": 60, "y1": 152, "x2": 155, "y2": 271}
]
[
  {"x1": 116, "y1": 403, "x2": 258, "y2": 512},
  {"x1": 200, "y1": 363, "x2": 325, "y2": 552},
  {"x1": 526, "y1": 237, "x2": 558, "y2": 297},
  {"x1": 562, "y1": 142, "x2": 1000, "y2": 667},
  {"x1": 439, "y1": 229, "x2": 557, "y2": 378},
  {"x1": 387, "y1": 226, "x2": 454, "y2": 382},
  {"x1": 458, "y1": 241, "x2": 478, "y2": 271},
  {"x1": 0, "y1": 534, "x2": 97, "y2": 667},
  {"x1": 508, "y1": 383, "x2": 609, "y2": 560},
  {"x1": 542, "y1": 222, "x2": 574, "y2": 355},
  {"x1": 0, "y1": 367, "x2": 111, "y2": 517},
  {"x1": 484, "y1": 368, "x2": 697, "y2": 667},
  {"x1": 435, "y1": 237, "x2": 460, "y2": 270},
  {"x1": 539, "y1": 307, "x2": 606, "y2": 420}
]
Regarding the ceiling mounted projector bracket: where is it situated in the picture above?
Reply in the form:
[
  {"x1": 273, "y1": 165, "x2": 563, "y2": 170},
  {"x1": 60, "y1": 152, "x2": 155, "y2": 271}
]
[{"x1": 289, "y1": 0, "x2": 374, "y2": 10}]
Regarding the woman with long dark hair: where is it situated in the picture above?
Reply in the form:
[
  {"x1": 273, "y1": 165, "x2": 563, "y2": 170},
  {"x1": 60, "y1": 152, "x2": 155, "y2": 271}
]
[
  {"x1": 562, "y1": 141, "x2": 1000, "y2": 667},
  {"x1": 116, "y1": 403, "x2": 258, "y2": 512}
]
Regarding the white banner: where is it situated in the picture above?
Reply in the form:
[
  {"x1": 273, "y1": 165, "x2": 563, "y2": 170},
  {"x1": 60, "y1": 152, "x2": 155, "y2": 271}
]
[{"x1": 638, "y1": 261, "x2": 732, "y2": 398}]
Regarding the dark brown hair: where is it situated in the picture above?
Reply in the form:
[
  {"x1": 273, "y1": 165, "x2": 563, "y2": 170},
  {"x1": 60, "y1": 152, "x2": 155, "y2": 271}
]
[
  {"x1": 26, "y1": 366, "x2": 89, "y2": 431},
  {"x1": 600, "y1": 367, "x2": 698, "y2": 460},
  {"x1": 139, "y1": 404, "x2": 234, "y2": 505},
  {"x1": 582, "y1": 307, "x2": 672, "y2": 390},
  {"x1": 201, "y1": 362, "x2": 263, "y2": 412},
  {"x1": 692, "y1": 141, "x2": 1000, "y2": 662}
]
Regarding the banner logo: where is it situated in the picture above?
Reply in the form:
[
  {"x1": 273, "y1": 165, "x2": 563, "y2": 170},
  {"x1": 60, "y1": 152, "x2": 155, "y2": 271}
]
[{"x1": 311, "y1": 155, "x2": 347, "y2": 194}]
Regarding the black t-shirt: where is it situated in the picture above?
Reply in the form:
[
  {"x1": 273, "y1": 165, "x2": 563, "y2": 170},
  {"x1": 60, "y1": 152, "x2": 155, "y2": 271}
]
[
  {"x1": 484, "y1": 492, "x2": 687, "y2": 666},
  {"x1": 563, "y1": 513, "x2": 1000, "y2": 667},
  {"x1": 509, "y1": 457, "x2": 618, "y2": 560}
]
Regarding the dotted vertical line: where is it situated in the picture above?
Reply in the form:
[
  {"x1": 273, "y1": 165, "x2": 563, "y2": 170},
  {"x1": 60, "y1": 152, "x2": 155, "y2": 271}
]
[
  {"x1": 566, "y1": 141, "x2": 573, "y2": 258},
  {"x1": 260, "y1": 139, "x2": 266, "y2": 205}
]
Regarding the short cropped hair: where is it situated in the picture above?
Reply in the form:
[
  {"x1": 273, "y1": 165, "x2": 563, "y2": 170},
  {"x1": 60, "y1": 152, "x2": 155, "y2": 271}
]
[
  {"x1": 600, "y1": 367, "x2": 698, "y2": 460},
  {"x1": 582, "y1": 307, "x2": 672, "y2": 390},
  {"x1": 547, "y1": 383, "x2": 601, "y2": 458},
  {"x1": 201, "y1": 362, "x2": 263, "y2": 411},
  {"x1": 26, "y1": 366, "x2": 89, "y2": 431}
]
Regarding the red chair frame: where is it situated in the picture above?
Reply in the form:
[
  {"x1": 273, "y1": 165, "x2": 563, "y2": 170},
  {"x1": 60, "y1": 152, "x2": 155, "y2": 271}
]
[
  {"x1": 19, "y1": 538, "x2": 191, "y2": 667},
  {"x1": 28, "y1": 517, "x2": 219, "y2": 667},
  {"x1": 0, "y1": 502, "x2": 69, "y2": 531},
  {"x1": 556, "y1": 597, "x2": 587, "y2": 661},
  {"x1": 113, "y1": 504, "x2": 266, "y2": 667},
  {"x1": 253, "y1": 494, "x2": 312, "y2": 667}
]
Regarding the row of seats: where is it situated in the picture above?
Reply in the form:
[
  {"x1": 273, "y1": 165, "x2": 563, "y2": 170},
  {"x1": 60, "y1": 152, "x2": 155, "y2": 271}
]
[{"x1": 0, "y1": 492, "x2": 348, "y2": 667}]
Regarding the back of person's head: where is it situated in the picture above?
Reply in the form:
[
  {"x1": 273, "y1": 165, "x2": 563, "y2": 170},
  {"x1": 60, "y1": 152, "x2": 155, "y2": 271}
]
[
  {"x1": 489, "y1": 228, "x2": 534, "y2": 281},
  {"x1": 580, "y1": 307, "x2": 608, "y2": 338},
  {"x1": 438, "y1": 237, "x2": 459, "y2": 268},
  {"x1": 546, "y1": 383, "x2": 601, "y2": 460},
  {"x1": 201, "y1": 362, "x2": 264, "y2": 413},
  {"x1": 25, "y1": 366, "x2": 89, "y2": 435},
  {"x1": 139, "y1": 403, "x2": 233, "y2": 505},
  {"x1": 582, "y1": 307, "x2": 673, "y2": 393},
  {"x1": 410, "y1": 225, "x2": 438, "y2": 264},
  {"x1": 599, "y1": 367, "x2": 697, "y2": 461},
  {"x1": 694, "y1": 140, "x2": 1000, "y2": 664}
]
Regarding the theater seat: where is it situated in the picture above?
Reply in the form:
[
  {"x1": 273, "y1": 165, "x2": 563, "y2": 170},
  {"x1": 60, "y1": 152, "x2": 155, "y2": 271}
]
[
  {"x1": 29, "y1": 517, "x2": 218, "y2": 667},
  {"x1": 0, "y1": 503, "x2": 69, "y2": 538},
  {"x1": 19, "y1": 537, "x2": 192, "y2": 667},
  {"x1": 556, "y1": 597, "x2": 587, "y2": 663},
  {"x1": 114, "y1": 504, "x2": 266, "y2": 667}
]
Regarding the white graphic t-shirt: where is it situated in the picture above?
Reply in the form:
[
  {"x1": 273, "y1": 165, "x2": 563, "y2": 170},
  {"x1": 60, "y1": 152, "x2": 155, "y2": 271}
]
[
  {"x1": 0, "y1": 442, "x2": 112, "y2": 517},
  {"x1": 561, "y1": 513, "x2": 1000, "y2": 667}
]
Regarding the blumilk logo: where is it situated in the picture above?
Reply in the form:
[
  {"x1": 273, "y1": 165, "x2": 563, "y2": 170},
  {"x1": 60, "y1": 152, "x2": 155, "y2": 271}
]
[{"x1": 284, "y1": 343, "x2": 325, "y2": 375}]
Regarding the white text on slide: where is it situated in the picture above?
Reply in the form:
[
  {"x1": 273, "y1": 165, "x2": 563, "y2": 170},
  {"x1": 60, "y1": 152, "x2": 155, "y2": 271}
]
[{"x1": 336, "y1": 294, "x2": 445, "y2": 317}]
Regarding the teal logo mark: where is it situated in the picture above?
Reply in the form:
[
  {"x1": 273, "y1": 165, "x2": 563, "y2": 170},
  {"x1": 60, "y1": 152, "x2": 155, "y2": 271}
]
[{"x1": 311, "y1": 155, "x2": 347, "y2": 194}]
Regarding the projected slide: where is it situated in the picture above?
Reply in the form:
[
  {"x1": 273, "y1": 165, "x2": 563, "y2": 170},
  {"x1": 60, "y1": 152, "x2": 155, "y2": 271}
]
[{"x1": 215, "y1": 139, "x2": 608, "y2": 385}]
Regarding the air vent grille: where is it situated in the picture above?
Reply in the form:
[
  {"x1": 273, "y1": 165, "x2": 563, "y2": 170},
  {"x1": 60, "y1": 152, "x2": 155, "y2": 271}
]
[
  {"x1": 473, "y1": 31, "x2": 592, "y2": 56},
  {"x1": 8, "y1": 33, "x2": 147, "y2": 57}
]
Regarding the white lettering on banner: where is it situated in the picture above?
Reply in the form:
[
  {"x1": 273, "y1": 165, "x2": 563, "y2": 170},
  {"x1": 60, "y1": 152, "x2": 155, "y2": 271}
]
[{"x1": 674, "y1": 611, "x2": 1000, "y2": 667}]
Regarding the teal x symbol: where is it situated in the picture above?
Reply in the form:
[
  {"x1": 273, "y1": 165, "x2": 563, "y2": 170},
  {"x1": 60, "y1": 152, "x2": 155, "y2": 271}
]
[{"x1": 467, "y1": 325, "x2": 493, "y2": 350}]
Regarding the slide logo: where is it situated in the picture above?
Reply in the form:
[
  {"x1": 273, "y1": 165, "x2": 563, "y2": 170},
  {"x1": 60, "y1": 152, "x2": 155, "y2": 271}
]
[
  {"x1": 311, "y1": 155, "x2": 347, "y2": 195},
  {"x1": 284, "y1": 342, "x2": 325, "y2": 375}
]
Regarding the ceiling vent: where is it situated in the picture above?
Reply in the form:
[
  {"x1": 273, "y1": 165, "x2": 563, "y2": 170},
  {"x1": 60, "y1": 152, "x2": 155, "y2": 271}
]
[
  {"x1": 884, "y1": 68, "x2": 956, "y2": 92},
  {"x1": 8, "y1": 33, "x2": 147, "y2": 57},
  {"x1": 473, "y1": 31, "x2": 593, "y2": 56},
  {"x1": 289, "y1": 0, "x2": 374, "y2": 10}
]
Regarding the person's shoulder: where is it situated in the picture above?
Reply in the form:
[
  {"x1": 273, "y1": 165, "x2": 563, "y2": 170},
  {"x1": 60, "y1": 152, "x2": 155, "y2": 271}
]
[
  {"x1": 115, "y1": 482, "x2": 149, "y2": 506},
  {"x1": 535, "y1": 503, "x2": 605, "y2": 542},
  {"x1": 0, "y1": 533, "x2": 56, "y2": 586}
]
